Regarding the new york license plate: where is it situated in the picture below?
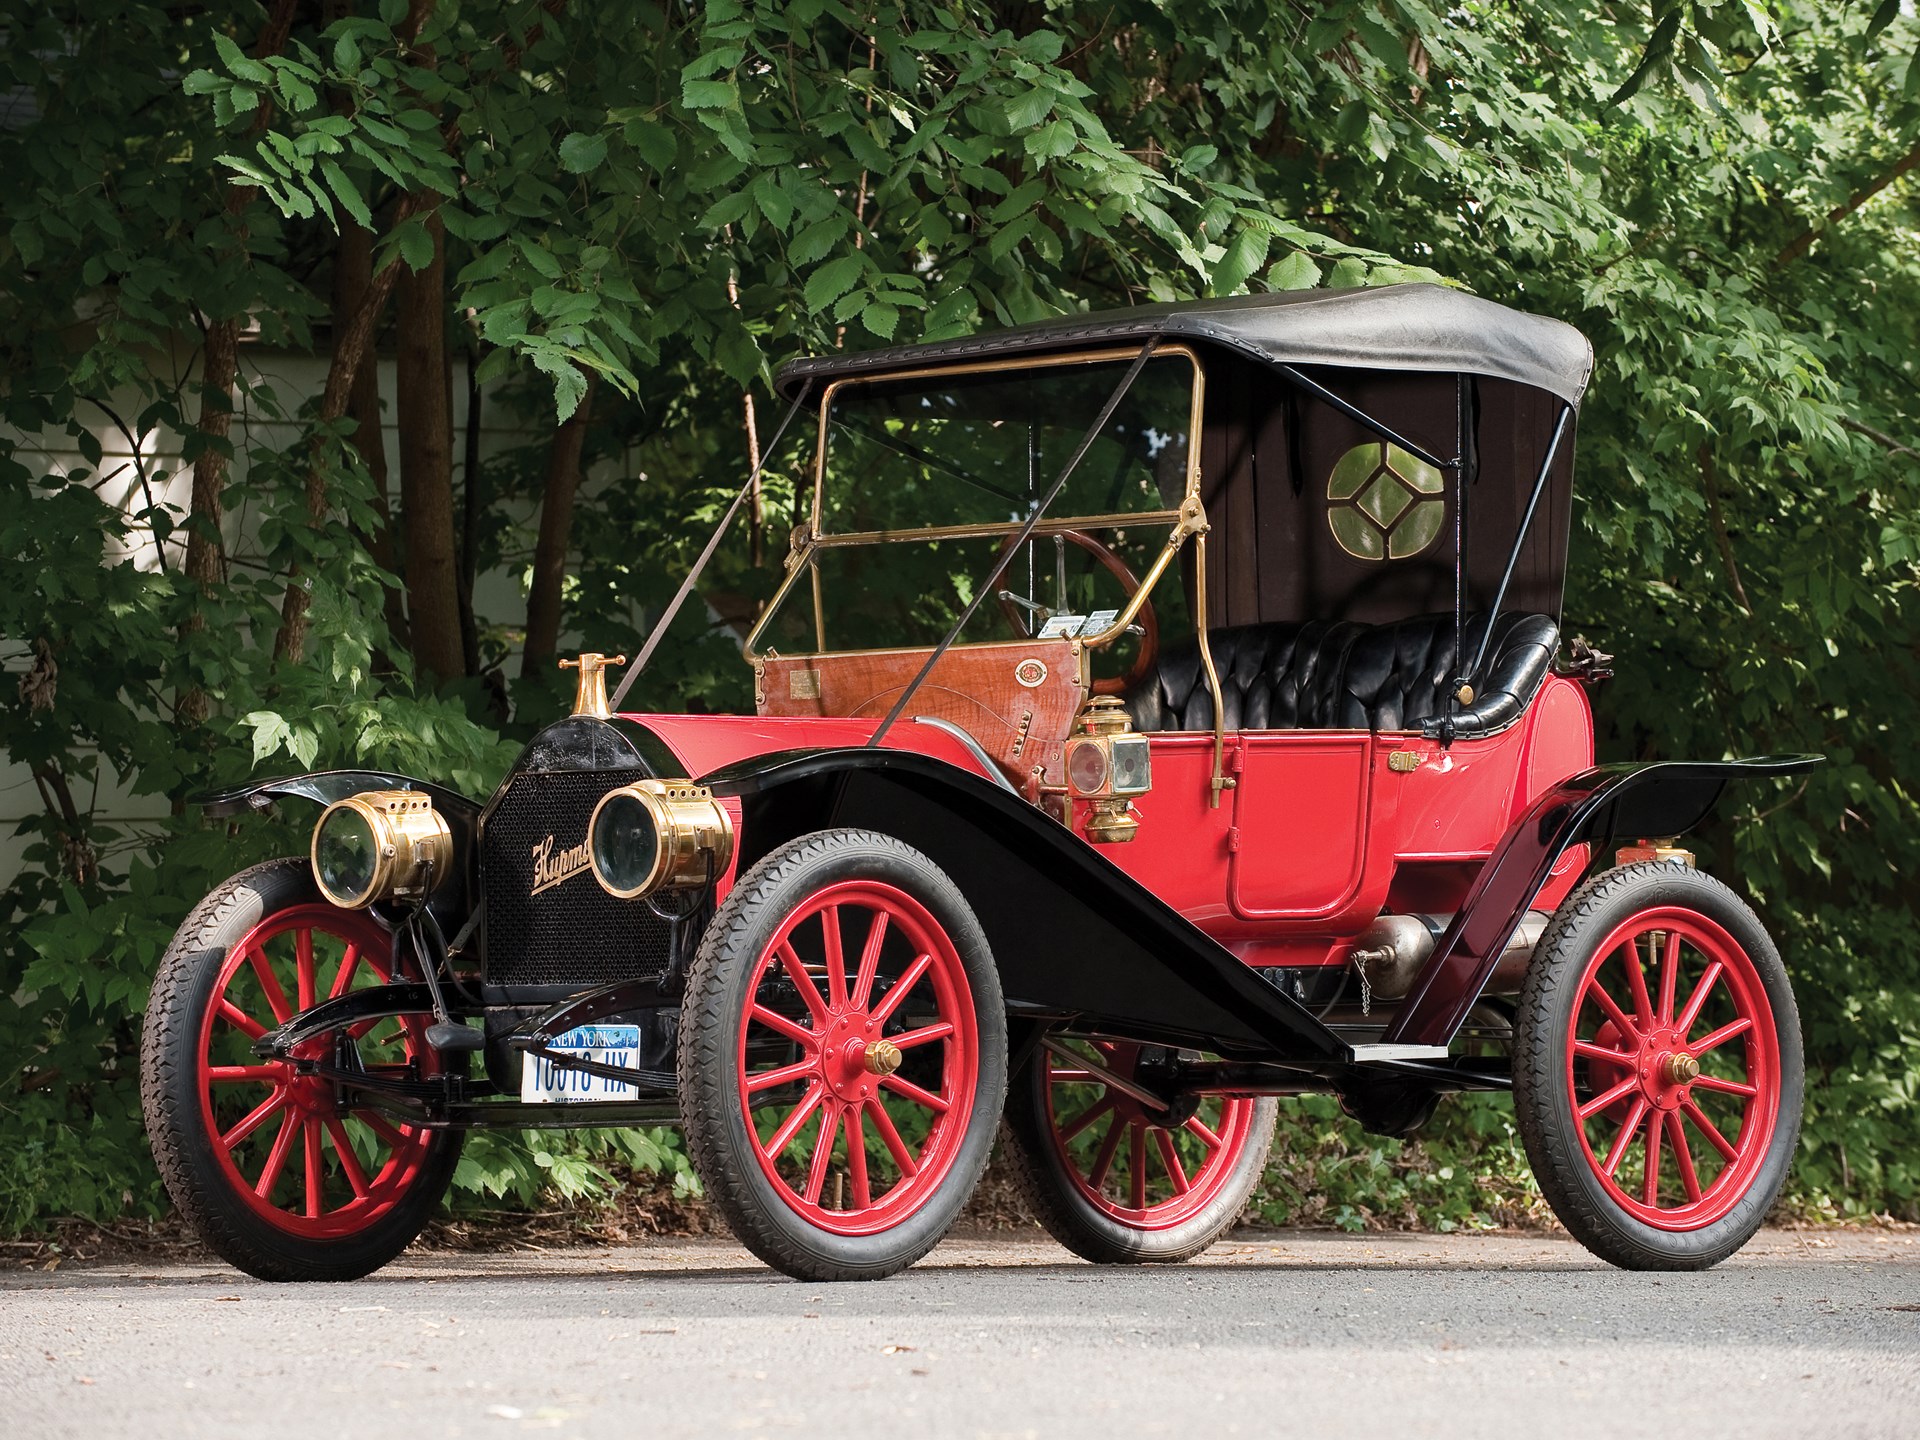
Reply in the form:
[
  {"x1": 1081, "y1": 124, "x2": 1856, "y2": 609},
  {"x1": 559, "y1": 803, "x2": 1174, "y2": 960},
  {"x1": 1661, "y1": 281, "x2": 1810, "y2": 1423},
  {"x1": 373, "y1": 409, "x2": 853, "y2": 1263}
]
[{"x1": 519, "y1": 1024, "x2": 642, "y2": 1103}]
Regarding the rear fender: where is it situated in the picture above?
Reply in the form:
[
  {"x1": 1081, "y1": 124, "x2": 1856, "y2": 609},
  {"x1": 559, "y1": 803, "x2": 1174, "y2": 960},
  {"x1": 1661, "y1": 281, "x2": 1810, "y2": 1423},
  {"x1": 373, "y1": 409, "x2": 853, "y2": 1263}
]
[
  {"x1": 1382, "y1": 755, "x2": 1823, "y2": 1047},
  {"x1": 701, "y1": 747, "x2": 1346, "y2": 1064}
]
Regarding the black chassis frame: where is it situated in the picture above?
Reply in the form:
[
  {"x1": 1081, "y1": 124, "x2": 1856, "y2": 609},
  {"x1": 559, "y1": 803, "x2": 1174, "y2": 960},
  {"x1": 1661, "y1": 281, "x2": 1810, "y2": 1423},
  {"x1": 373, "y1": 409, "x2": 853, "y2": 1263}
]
[{"x1": 208, "y1": 743, "x2": 1820, "y2": 1132}]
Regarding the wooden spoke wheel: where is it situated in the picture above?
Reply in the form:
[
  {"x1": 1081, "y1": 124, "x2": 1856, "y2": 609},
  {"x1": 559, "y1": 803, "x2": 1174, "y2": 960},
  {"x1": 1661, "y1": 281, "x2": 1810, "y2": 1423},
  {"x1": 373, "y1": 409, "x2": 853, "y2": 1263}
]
[
  {"x1": 1514, "y1": 863, "x2": 1802, "y2": 1270},
  {"x1": 678, "y1": 830, "x2": 1006, "y2": 1281},
  {"x1": 1001, "y1": 1038, "x2": 1275, "y2": 1263},
  {"x1": 141, "y1": 860, "x2": 460, "y2": 1281}
]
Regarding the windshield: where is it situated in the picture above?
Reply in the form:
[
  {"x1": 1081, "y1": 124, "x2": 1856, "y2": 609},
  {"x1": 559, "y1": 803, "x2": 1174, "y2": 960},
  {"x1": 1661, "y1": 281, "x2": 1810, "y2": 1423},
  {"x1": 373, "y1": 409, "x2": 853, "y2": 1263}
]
[
  {"x1": 750, "y1": 351, "x2": 1198, "y2": 657},
  {"x1": 815, "y1": 352, "x2": 1195, "y2": 537}
]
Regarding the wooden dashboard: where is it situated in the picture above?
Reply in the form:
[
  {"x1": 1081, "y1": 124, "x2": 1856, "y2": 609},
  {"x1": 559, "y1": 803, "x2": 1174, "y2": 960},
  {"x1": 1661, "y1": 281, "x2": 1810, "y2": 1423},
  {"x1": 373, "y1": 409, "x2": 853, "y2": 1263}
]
[{"x1": 755, "y1": 638, "x2": 1087, "y2": 784}]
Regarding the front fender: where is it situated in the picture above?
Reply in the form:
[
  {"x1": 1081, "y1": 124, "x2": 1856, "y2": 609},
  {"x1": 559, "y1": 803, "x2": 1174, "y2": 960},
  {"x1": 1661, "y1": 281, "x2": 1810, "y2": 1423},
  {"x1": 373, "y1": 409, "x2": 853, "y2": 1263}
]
[
  {"x1": 199, "y1": 769, "x2": 481, "y2": 822},
  {"x1": 197, "y1": 770, "x2": 483, "y2": 922},
  {"x1": 702, "y1": 746, "x2": 1347, "y2": 1063},
  {"x1": 1382, "y1": 755, "x2": 1823, "y2": 1047}
]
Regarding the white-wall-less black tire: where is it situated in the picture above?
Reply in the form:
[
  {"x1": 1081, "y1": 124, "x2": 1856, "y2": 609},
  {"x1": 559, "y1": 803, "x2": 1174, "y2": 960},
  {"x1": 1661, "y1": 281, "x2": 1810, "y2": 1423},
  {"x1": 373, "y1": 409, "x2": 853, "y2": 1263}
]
[
  {"x1": 140, "y1": 859, "x2": 460, "y2": 1281},
  {"x1": 1513, "y1": 863, "x2": 1802, "y2": 1270},
  {"x1": 1000, "y1": 1038, "x2": 1276, "y2": 1264},
  {"x1": 677, "y1": 829, "x2": 1007, "y2": 1281}
]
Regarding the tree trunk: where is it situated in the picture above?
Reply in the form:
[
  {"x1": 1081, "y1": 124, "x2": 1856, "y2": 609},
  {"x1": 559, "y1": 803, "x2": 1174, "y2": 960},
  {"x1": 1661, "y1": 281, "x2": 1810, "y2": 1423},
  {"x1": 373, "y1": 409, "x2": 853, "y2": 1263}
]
[
  {"x1": 458, "y1": 339, "x2": 485, "y2": 677},
  {"x1": 521, "y1": 373, "x2": 598, "y2": 678},
  {"x1": 394, "y1": 209, "x2": 465, "y2": 685},
  {"x1": 183, "y1": 320, "x2": 238, "y2": 598},
  {"x1": 176, "y1": 0, "x2": 298, "y2": 725},
  {"x1": 334, "y1": 220, "x2": 409, "y2": 650},
  {"x1": 272, "y1": 0, "x2": 444, "y2": 665},
  {"x1": 274, "y1": 193, "x2": 423, "y2": 664}
]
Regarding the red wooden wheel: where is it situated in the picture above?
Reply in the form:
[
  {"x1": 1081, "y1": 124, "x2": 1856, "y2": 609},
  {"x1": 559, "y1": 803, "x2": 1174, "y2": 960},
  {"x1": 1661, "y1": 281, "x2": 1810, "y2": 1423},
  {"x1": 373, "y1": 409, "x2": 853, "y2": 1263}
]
[
  {"x1": 1564, "y1": 907, "x2": 1781, "y2": 1230},
  {"x1": 145, "y1": 860, "x2": 460, "y2": 1280},
  {"x1": 737, "y1": 879, "x2": 981, "y2": 1237},
  {"x1": 197, "y1": 904, "x2": 443, "y2": 1238},
  {"x1": 1040, "y1": 1040, "x2": 1263, "y2": 1230}
]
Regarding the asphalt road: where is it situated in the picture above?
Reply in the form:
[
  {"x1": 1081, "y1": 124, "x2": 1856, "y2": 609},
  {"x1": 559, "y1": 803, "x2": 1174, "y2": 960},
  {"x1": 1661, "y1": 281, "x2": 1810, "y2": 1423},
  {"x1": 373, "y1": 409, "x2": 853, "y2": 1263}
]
[{"x1": 4, "y1": 1229, "x2": 1917, "y2": 1439}]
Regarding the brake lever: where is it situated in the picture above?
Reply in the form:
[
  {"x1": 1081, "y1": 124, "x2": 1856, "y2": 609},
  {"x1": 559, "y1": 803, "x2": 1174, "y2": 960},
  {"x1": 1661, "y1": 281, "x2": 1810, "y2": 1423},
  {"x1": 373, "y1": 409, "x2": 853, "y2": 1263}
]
[{"x1": 996, "y1": 590, "x2": 1053, "y2": 637}]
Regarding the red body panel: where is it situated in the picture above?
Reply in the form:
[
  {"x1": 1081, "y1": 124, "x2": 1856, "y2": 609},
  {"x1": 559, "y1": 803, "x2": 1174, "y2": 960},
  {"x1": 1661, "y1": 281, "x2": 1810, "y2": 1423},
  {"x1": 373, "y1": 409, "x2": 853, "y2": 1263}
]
[
  {"x1": 623, "y1": 670, "x2": 1595, "y2": 965},
  {"x1": 624, "y1": 712, "x2": 995, "y2": 784},
  {"x1": 1096, "y1": 674, "x2": 1594, "y2": 960}
]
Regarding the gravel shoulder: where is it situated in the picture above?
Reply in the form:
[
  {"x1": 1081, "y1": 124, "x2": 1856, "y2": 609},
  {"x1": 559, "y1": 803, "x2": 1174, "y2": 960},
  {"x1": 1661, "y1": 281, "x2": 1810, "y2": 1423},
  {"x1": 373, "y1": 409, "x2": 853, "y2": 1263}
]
[{"x1": 3, "y1": 1228, "x2": 1916, "y2": 1439}]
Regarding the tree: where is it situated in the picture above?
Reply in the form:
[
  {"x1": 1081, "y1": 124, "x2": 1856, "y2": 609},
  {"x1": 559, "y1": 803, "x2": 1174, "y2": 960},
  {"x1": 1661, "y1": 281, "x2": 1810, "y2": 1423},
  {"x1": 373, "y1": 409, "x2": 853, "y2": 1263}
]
[{"x1": 4, "y1": 0, "x2": 1918, "y2": 1232}]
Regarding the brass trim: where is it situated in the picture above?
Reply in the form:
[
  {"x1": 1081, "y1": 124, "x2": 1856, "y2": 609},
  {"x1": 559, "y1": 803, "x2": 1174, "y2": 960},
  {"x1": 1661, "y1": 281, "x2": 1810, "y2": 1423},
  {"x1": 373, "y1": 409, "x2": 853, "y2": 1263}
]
[
  {"x1": 1387, "y1": 750, "x2": 1424, "y2": 773},
  {"x1": 807, "y1": 510, "x2": 1182, "y2": 548},
  {"x1": 1192, "y1": 530, "x2": 1234, "y2": 808},
  {"x1": 749, "y1": 634, "x2": 1081, "y2": 665},
  {"x1": 1083, "y1": 798, "x2": 1140, "y2": 843},
  {"x1": 1079, "y1": 492, "x2": 1210, "y2": 649},
  {"x1": 809, "y1": 556, "x2": 826, "y2": 653},
  {"x1": 588, "y1": 780, "x2": 736, "y2": 900},
  {"x1": 310, "y1": 790, "x2": 451, "y2": 910},
  {"x1": 863, "y1": 1039, "x2": 905, "y2": 1076},
  {"x1": 745, "y1": 344, "x2": 1207, "y2": 662},
  {"x1": 1662, "y1": 1052, "x2": 1701, "y2": 1085},
  {"x1": 559, "y1": 652, "x2": 626, "y2": 719}
]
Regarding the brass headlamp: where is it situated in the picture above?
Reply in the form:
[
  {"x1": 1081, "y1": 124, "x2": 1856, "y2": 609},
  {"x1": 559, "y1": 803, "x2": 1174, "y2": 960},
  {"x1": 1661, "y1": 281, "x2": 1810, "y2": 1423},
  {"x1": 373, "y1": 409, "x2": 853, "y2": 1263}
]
[
  {"x1": 1065, "y1": 696, "x2": 1152, "y2": 843},
  {"x1": 588, "y1": 779, "x2": 735, "y2": 900},
  {"x1": 310, "y1": 789, "x2": 451, "y2": 909}
]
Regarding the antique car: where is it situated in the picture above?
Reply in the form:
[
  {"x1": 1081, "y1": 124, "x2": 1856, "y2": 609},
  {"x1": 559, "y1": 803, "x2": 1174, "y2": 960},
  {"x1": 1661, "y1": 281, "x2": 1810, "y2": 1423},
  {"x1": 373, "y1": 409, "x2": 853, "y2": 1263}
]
[{"x1": 141, "y1": 284, "x2": 1817, "y2": 1284}]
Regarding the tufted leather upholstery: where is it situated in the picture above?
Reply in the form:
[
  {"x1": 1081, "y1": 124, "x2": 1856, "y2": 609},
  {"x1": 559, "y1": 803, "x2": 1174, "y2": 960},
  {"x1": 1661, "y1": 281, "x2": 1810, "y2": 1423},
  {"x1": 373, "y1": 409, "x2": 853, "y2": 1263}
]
[
  {"x1": 1125, "y1": 620, "x2": 1359, "y2": 732},
  {"x1": 1125, "y1": 612, "x2": 1558, "y2": 738}
]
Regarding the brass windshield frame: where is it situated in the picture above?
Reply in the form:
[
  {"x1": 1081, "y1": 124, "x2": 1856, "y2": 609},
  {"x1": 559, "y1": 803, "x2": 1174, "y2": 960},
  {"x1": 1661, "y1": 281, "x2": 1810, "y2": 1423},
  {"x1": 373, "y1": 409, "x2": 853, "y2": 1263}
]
[{"x1": 743, "y1": 344, "x2": 1207, "y2": 660}]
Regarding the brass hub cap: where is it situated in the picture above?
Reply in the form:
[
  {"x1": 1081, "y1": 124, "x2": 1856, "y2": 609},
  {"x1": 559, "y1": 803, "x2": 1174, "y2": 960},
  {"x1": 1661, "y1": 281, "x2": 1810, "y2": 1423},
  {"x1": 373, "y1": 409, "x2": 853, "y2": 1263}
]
[
  {"x1": 1632, "y1": 1030, "x2": 1697, "y2": 1111},
  {"x1": 863, "y1": 1039, "x2": 904, "y2": 1077},
  {"x1": 1661, "y1": 1052, "x2": 1701, "y2": 1086}
]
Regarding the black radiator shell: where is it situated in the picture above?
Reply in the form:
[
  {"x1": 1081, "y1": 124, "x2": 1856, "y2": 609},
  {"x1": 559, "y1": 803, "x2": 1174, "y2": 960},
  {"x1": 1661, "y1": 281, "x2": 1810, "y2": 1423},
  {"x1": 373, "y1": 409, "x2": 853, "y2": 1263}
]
[{"x1": 478, "y1": 717, "x2": 673, "y2": 990}]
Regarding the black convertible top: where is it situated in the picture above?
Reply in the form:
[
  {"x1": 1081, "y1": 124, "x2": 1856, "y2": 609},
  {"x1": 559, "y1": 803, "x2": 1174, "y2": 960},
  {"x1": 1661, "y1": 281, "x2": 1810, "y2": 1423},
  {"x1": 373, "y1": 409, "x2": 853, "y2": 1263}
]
[{"x1": 776, "y1": 283, "x2": 1594, "y2": 408}]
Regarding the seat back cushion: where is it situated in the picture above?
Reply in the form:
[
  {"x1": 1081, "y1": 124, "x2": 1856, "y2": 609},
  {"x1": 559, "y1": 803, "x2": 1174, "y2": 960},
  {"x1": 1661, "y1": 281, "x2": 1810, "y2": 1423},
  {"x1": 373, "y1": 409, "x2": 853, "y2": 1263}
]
[
  {"x1": 1126, "y1": 612, "x2": 1558, "y2": 736},
  {"x1": 1124, "y1": 620, "x2": 1362, "y2": 733},
  {"x1": 1329, "y1": 611, "x2": 1559, "y2": 732}
]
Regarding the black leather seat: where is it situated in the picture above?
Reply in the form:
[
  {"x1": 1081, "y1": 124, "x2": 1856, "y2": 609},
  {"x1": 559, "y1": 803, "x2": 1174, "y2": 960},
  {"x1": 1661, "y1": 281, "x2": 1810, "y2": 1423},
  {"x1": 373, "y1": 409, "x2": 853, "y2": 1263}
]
[
  {"x1": 1125, "y1": 612, "x2": 1558, "y2": 739},
  {"x1": 1124, "y1": 620, "x2": 1361, "y2": 732}
]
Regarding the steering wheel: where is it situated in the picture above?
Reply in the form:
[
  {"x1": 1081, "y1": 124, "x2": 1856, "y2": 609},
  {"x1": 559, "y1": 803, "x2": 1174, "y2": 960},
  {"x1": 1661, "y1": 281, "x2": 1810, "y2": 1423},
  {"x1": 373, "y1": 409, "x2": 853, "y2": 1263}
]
[{"x1": 995, "y1": 529, "x2": 1159, "y2": 697}]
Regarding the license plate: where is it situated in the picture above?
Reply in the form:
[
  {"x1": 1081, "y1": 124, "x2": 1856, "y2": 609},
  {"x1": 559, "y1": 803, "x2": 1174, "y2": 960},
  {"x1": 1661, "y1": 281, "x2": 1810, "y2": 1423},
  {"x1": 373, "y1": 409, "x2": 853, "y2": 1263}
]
[{"x1": 519, "y1": 1024, "x2": 643, "y2": 1103}]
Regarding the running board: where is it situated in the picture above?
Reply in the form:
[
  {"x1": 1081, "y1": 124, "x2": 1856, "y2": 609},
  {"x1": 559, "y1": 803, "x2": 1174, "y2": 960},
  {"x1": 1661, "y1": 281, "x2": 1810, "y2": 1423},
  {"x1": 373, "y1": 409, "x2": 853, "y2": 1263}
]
[{"x1": 1348, "y1": 1043, "x2": 1451, "y2": 1063}]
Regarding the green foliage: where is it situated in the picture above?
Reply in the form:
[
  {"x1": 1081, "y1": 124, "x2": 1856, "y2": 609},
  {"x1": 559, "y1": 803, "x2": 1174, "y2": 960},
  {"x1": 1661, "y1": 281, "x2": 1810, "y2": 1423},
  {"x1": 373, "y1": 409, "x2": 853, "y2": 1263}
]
[
  {"x1": 1249, "y1": 1096, "x2": 1548, "y2": 1234},
  {"x1": 4, "y1": 0, "x2": 1920, "y2": 1243},
  {"x1": 452, "y1": 1127, "x2": 701, "y2": 1209}
]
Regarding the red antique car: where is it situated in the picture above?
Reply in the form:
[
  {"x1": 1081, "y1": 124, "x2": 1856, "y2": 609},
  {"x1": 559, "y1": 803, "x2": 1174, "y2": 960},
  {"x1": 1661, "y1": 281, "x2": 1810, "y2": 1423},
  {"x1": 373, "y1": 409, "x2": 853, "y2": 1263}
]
[{"x1": 142, "y1": 285, "x2": 1816, "y2": 1282}]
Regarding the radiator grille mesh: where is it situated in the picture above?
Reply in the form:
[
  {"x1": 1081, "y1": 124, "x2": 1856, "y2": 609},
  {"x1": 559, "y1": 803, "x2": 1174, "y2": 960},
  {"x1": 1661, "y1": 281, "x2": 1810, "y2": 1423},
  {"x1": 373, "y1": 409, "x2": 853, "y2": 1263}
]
[{"x1": 481, "y1": 768, "x2": 672, "y2": 988}]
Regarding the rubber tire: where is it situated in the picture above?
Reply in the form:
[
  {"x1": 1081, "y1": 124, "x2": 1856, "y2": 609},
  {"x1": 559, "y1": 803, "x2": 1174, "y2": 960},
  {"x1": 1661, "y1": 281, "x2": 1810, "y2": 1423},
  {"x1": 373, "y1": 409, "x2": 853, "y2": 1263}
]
[
  {"x1": 1000, "y1": 1054, "x2": 1276, "y2": 1264},
  {"x1": 678, "y1": 829, "x2": 1007, "y2": 1282},
  {"x1": 140, "y1": 859, "x2": 463, "y2": 1282},
  {"x1": 1512, "y1": 863, "x2": 1803, "y2": 1271}
]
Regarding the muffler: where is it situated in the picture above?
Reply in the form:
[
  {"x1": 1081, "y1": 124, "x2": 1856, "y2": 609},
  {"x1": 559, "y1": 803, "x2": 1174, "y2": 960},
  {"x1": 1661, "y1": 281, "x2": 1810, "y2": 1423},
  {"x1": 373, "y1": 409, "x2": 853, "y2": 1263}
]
[{"x1": 1347, "y1": 910, "x2": 1550, "y2": 999}]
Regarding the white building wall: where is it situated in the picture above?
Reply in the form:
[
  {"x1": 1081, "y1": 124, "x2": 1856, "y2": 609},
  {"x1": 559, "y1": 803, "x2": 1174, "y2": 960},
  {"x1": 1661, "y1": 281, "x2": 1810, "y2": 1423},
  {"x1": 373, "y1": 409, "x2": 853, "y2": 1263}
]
[{"x1": 1, "y1": 341, "x2": 566, "y2": 888}]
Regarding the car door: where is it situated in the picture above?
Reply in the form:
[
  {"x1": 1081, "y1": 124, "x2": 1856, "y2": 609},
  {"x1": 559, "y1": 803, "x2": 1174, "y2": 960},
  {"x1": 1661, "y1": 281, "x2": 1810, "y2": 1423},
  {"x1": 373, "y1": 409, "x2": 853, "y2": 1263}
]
[{"x1": 1226, "y1": 731, "x2": 1374, "y2": 921}]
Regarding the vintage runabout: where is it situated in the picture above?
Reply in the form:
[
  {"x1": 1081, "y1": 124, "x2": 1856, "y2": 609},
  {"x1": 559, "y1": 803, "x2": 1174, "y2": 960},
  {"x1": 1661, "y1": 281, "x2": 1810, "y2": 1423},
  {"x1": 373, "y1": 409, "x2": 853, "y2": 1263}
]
[{"x1": 143, "y1": 285, "x2": 1817, "y2": 1283}]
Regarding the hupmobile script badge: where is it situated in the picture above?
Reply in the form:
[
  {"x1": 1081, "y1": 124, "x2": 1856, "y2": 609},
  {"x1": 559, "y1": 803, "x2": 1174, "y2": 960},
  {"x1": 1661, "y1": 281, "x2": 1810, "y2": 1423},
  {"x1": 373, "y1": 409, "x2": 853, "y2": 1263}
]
[{"x1": 530, "y1": 833, "x2": 594, "y2": 895}]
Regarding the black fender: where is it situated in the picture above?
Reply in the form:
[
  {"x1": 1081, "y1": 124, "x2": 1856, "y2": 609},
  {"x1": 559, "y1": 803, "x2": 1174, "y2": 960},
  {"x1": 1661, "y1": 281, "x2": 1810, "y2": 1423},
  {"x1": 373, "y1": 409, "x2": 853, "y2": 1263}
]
[
  {"x1": 700, "y1": 747, "x2": 1347, "y2": 1063},
  {"x1": 197, "y1": 769, "x2": 483, "y2": 924},
  {"x1": 1382, "y1": 755, "x2": 1823, "y2": 1047},
  {"x1": 199, "y1": 769, "x2": 481, "y2": 822}
]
